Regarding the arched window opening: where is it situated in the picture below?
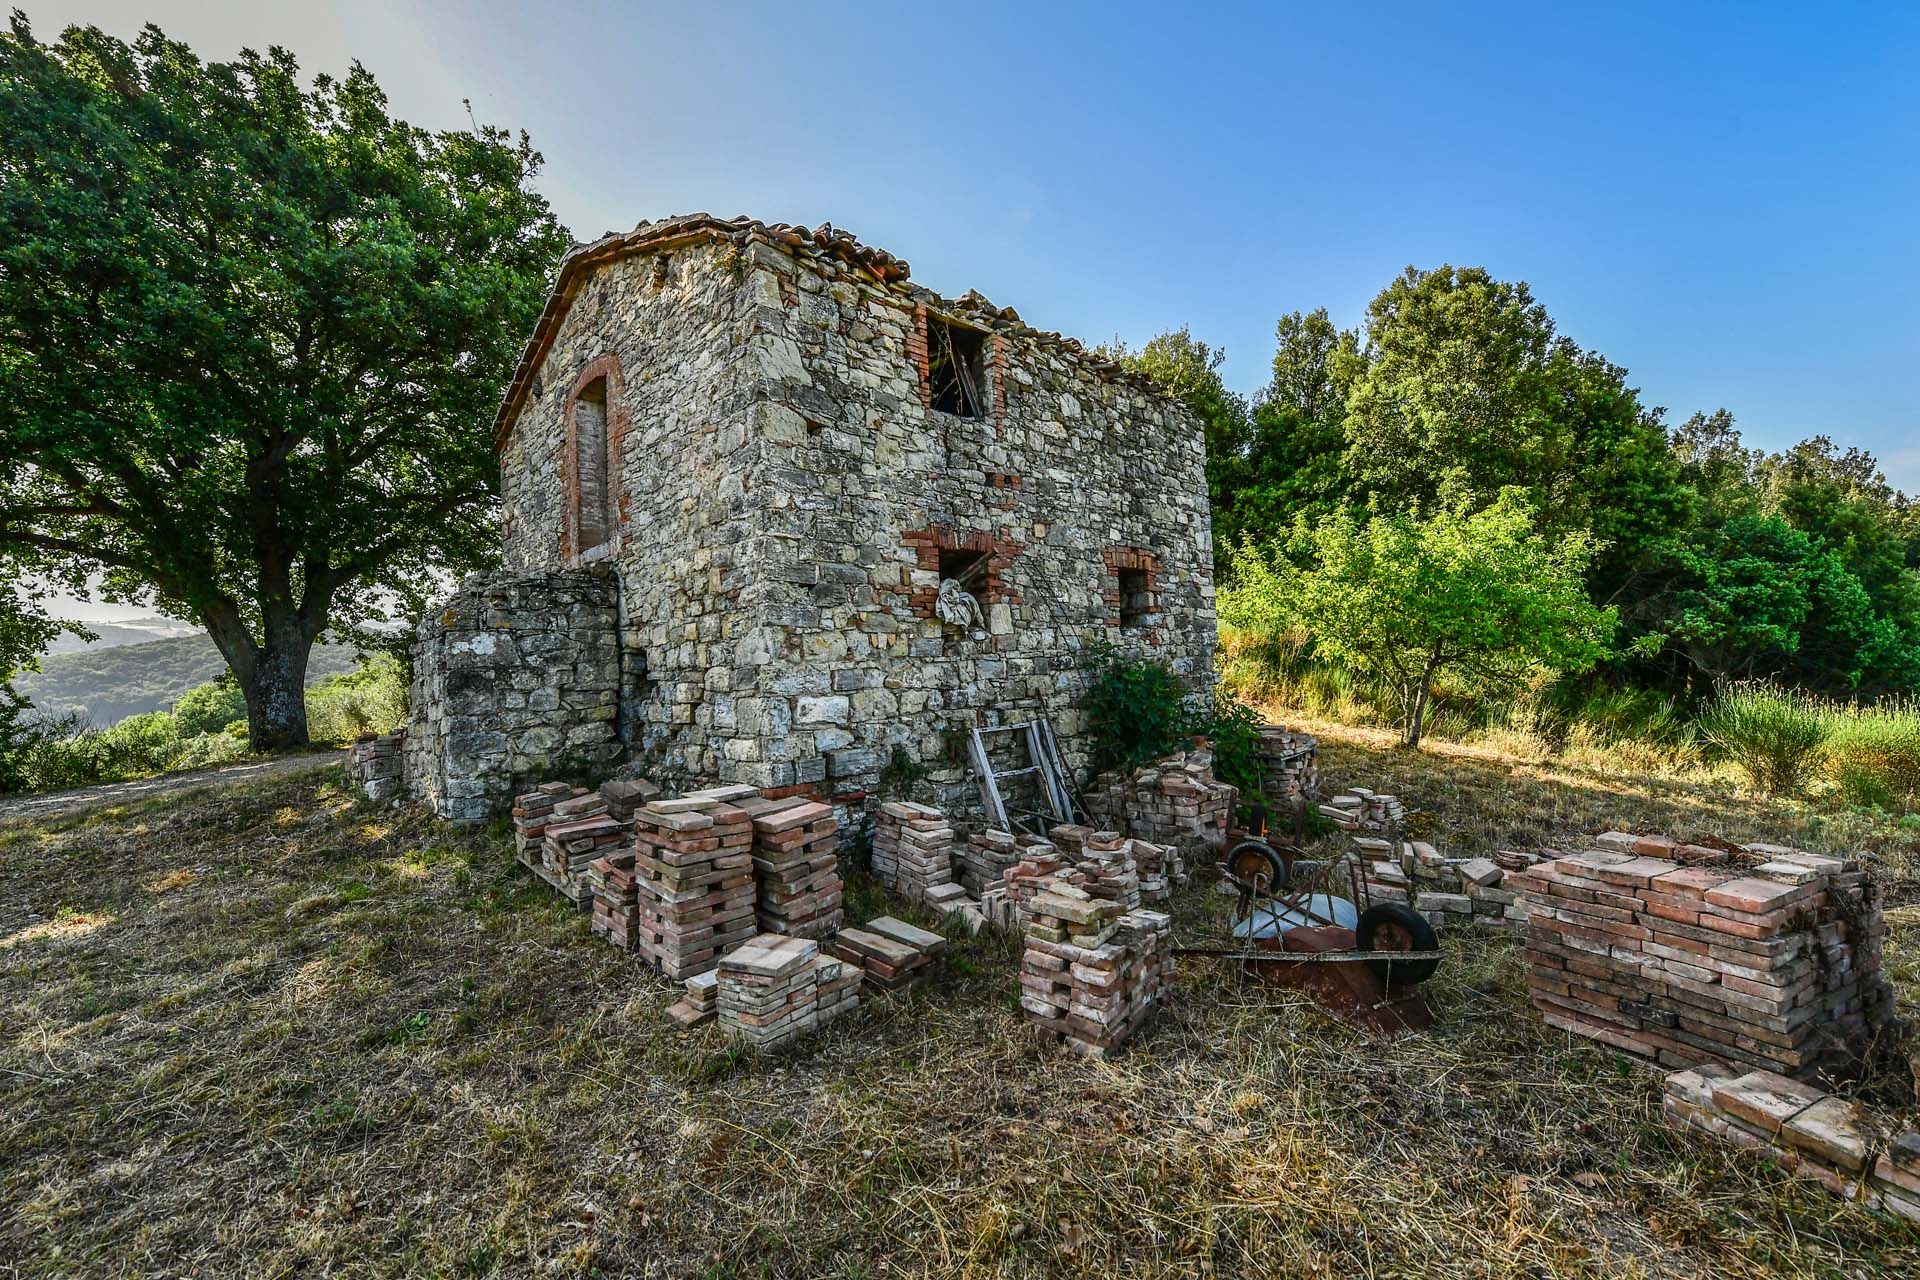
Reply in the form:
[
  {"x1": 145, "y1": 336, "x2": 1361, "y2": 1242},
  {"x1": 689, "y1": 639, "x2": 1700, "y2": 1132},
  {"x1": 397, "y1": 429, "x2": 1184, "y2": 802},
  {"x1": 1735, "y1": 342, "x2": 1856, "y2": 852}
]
[{"x1": 572, "y1": 376, "x2": 611, "y2": 555}]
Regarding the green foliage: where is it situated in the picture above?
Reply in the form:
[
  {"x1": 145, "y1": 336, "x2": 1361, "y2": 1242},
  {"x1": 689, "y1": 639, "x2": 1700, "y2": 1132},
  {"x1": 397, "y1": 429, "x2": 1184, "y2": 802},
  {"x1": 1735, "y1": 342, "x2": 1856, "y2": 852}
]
[
  {"x1": 14, "y1": 635, "x2": 361, "y2": 726},
  {"x1": 304, "y1": 655, "x2": 407, "y2": 746},
  {"x1": 0, "y1": 17, "x2": 568, "y2": 747},
  {"x1": 1199, "y1": 687, "x2": 1262, "y2": 806},
  {"x1": 1697, "y1": 684, "x2": 1832, "y2": 797},
  {"x1": 1824, "y1": 699, "x2": 1920, "y2": 811},
  {"x1": 171, "y1": 677, "x2": 247, "y2": 738},
  {"x1": 1082, "y1": 640, "x2": 1193, "y2": 772},
  {"x1": 1223, "y1": 490, "x2": 1616, "y2": 747}
]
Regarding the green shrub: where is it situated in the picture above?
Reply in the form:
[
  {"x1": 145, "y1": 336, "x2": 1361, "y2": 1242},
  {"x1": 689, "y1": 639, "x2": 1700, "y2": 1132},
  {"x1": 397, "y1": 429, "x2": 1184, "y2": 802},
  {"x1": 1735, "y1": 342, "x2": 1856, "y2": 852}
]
[
  {"x1": 1083, "y1": 640, "x2": 1192, "y2": 772},
  {"x1": 1697, "y1": 683, "x2": 1831, "y2": 796},
  {"x1": 1824, "y1": 698, "x2": 1920, "y2": 811},
  {"x1": 306, "y1": 655, "x2": 407, "y2": 746},
  {"x1": 172, "y1": 677, "x2": 247, "y2": 737}
]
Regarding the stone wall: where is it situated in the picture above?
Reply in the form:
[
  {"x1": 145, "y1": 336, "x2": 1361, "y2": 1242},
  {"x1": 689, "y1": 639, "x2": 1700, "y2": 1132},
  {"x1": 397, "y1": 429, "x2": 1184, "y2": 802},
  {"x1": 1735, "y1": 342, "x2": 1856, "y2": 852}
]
[
  {"x1": 404, "y1": 569, "x2": 623, "y2": 820},
  {"x1": 726, "y1": 232, "x2": 1215, "y2": 813}
]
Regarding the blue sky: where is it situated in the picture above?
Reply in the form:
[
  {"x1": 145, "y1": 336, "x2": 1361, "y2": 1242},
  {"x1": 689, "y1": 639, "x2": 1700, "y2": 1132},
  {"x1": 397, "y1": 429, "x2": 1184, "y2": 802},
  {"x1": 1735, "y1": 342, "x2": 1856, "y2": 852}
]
[{"x1": 30, "y1": 2, "x2": 1920, "y2": 613}]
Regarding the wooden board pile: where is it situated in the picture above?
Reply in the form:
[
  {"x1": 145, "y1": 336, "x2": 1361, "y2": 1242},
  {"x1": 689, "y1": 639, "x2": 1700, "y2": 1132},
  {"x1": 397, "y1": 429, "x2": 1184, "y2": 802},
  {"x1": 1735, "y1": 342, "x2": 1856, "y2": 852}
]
[
  {"x1": 1084, "y1": 751, "x2": 1238, "y2": 855},
  {"x1": 1254, "y1": 726, "x2": 1319, "y2": 802},
  {"x1": 1664, "y1": 1064, "x2": 1920, "y2": 1221},
  {"x1": 870, "y1": 802, "x2": 958, "y2": 903},
  {"x1": 542, "y1": 792, "x2": 630, "y2": 903},
  {"x1": 1515, "y1": 837, "x2": 1892, "y2": 1079},
  {"x1": 736, "y1": 794, "x2": 844, "y2": 939},
  {"x1": 1319, "y1": 788, "x2": 1405, "y2": 831},
  {"x1": 631, "y1": 791, "x2": 757, "y2": 979},
  {"x1": 346, "y1": 731, "x2": 406, "y2": 802},
  {"x1": 1019, "y1": 889, "x2": 1175, "y2": 1057},
  {"x1": 1355, "y1": 837, "x2": 1535, "y2": 931},
  {"x1": 829, "y1": 915, "x2": 946, "y2": 993}
]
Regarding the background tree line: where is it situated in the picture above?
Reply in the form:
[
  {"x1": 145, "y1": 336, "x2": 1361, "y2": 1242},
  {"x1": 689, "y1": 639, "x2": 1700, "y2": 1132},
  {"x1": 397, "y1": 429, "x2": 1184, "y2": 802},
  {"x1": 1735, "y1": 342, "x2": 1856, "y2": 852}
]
[{"x1": 1113, "y1": 265, "x2": 1920, "y2": 744}]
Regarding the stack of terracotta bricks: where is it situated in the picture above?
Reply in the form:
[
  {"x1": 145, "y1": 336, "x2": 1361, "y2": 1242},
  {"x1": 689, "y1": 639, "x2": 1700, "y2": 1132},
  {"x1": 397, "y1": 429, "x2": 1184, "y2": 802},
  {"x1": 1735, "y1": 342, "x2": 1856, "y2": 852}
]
[
  {"x1": 1664, "y1": 1065, "x2": 1919, "y2": 1222},
  {"x1": 1019, "y1": 889, "x2": 1175, "y2": 1057},
  {"x1": 599, "y1": 777, "x2": 662, "y2": 821},
  {"x1": 513, "y1": 782, "x2": 583, "y2": 867},
  {"x1": 587, "y1": 852, "x2": 640, "y2": 949},
  {"x1": 346, "y1": 731, "x2": 406, "y2": 802},
  {"x1": 956, "y1": 828, "x2": 1025, "y2": 897},
  {"x1": 870, "y1": 802, "x2": 957, "y2": 902},
  {"x1": 666, "y1": 970, "x2": 719, "y2": 1027},
  {"x1": 712, "y1": 934, "x2": 862, "y2": 1050},
  {"x1": 542, "y1": 792, "x2": 629, "y2": 903},
  {"x1": 631, "y1": 792, "x2": 757, "y2": 979},
  {"x1": 1355, "y1": 837, "x2": 1536, "y2": 931},
  {"x1": 1129, "y1": 837, "x2": 1183, "y2": 903},
  {"x1": 1254, "y1": 726, "x2": 1319, "y2": 803},
  {"x1": 737, "y1": 794, "x2": 844, "y2": 939},
  {"x1": 1516, "y1": 835, "x2": 1892, "y2": 1078},
  {"x1": 1319, "y1": 788, "x2": 1405, "y2": 831},
  {"x1": 1076, "y1": 830, "x2": 1142, "y2": 910},
  {"x1": 829, "y1": 915, "x2": 945, "y2": 993},
  {"x1": 1084, "y1": 752, "x2": 1237, "y2": 855}
]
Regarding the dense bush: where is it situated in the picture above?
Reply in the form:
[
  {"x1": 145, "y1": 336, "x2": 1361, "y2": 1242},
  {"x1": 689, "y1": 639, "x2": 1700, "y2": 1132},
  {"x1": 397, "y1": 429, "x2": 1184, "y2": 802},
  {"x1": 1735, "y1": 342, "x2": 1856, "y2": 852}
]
[
  {"x1": 1824, "y1": 699, "x2": 1920, "y2": 810},
  {"x1": 1083, "y1": 641, "x2": 1265, "y2": 813},
  {"x1": 1696, "y1": 684, "x2": 1831, "y2": 797}
]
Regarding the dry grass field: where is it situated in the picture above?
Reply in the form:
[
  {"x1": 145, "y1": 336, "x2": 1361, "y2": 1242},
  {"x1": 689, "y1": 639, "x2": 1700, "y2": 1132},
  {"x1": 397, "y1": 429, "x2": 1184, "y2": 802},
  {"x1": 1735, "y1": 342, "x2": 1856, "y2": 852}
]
[{"x1": 3, "y1": 728, "x2": 1918, "y2": 1278}]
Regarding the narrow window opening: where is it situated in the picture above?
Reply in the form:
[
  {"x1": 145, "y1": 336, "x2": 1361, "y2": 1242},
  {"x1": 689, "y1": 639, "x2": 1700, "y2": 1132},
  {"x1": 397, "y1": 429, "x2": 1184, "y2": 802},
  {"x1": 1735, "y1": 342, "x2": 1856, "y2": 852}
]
[
  {"x1": 1118, "y1": 567, "x2": 1151, "y2": 628},
  {"x1": 938, "y1": 546, "x2": 990, "y2": 592},
  {"x1": 926, "y1": 317, "x2": 989, "y2": 418},
  {"x1": 573, "y1": 377, "x2": 611, "y2": 554}
]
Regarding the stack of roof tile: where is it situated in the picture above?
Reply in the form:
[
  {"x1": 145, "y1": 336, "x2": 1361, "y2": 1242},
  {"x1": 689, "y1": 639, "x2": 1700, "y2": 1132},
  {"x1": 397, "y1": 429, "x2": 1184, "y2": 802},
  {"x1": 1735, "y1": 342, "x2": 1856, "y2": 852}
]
[
  {"x1": 631, "y1": 793, "x2": 757, "y2": 980},
  {"x1": 542, "y1": 791, "x2": 629, "y2": 903},
  {"x1": 829, "y1": 915, "x2": 945, "y2": 993},
  {"x1": 599, "y1": 777, "x2": 662, "y2": 822},
  {"x1": 737, "y1": 794, "x2": 844, "y2": 939},
  {"x1": 1664, "y1": 1064, "x2": 1920, "y2": 1221},
  {"x1": 1355, "y1": 837, "x2": 1536, "y2": 932},
  {"x1": 1516, "y1": 838, "x2": 1892, "y2": 1079},
  {"x1": 717, "y1": 935, "x2": 822, "y2": 1049},
  {"x1": 957, "y1": 828, "x2": 1021, "y2": 897},
  {"x1": 870, "y1": 802, "x2": 957, "y2": 903},
  {"x1": 1020, "y1": 891, "x2": 1174, "y2": 1057}
]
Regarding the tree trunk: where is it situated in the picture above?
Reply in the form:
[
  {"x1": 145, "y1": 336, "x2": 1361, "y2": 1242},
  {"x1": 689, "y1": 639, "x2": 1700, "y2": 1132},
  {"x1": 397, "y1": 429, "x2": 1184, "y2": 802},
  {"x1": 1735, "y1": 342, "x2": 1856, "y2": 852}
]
[
  {"x1": 1405, "y1": 676, "x2": 1429, "y2": 748},
  {"x1": 204, "y1": 601, "x2": 314, "y2": 751}
]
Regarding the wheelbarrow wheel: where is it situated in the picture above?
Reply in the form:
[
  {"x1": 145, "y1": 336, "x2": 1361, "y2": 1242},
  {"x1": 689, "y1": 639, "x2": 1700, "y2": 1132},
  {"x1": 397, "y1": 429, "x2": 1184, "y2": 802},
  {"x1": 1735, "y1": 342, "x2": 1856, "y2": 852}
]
[
  {"x1": 1356, "y1": 903, "x2": 1440, "y2": 987},
  {"x1": 1225, "y1": 839, "x2": 1290, "y2": 895}
]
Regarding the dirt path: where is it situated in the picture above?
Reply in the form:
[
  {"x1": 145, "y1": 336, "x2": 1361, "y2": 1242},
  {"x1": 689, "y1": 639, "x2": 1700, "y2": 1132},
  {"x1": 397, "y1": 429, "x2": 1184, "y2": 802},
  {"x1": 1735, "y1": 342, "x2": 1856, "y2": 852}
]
[{"x1": 0, "y1": 751, "x2": 344, "y2": 823}]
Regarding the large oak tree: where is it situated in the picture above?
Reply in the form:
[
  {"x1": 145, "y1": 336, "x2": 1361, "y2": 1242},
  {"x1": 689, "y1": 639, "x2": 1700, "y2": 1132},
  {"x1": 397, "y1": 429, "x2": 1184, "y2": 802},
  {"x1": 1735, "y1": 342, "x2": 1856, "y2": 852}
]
[{"x1": 0, "y1": 16, "x2": 568, "y2": 748}]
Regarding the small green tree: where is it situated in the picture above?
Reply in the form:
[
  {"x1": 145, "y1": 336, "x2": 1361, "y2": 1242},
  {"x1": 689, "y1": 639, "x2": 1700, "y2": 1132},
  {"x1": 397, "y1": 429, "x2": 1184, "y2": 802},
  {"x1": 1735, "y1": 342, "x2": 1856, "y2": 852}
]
[{"x1": 1222, "y1": 489, "x2": 1617, "y2": 747}]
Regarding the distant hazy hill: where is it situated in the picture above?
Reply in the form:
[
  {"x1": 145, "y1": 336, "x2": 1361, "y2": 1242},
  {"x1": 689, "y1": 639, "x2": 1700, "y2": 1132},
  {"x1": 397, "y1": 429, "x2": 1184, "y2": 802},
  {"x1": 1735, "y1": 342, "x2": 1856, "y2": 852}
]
[
  {"x1": 43, "y1": 617, "x2": 202, "y2": 656},
  {"x1": 15, "y1": 635, "x2": 364, "y2": 727}
]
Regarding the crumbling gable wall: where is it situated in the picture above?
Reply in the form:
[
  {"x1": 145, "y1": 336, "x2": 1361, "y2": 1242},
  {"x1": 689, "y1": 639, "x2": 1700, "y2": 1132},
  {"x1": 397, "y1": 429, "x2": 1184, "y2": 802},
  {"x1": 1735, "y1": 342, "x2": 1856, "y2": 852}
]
[{"x1": 498, "y1": 240, "x2": 777, "y2": 782}]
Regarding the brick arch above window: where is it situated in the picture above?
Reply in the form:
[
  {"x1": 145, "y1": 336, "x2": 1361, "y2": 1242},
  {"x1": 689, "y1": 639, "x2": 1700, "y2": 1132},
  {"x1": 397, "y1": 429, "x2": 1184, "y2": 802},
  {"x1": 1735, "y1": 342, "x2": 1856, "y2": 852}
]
[{"x1": 563, "y1": 354, "x2": 629, "y2": 563}]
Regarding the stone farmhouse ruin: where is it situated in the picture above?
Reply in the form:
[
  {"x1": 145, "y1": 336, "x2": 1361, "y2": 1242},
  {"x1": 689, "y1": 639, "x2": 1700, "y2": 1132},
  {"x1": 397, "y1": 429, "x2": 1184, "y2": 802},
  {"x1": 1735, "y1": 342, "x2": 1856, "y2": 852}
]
[{"x1": 401, "y1": 213, "x2": 1215, "y2": 821}]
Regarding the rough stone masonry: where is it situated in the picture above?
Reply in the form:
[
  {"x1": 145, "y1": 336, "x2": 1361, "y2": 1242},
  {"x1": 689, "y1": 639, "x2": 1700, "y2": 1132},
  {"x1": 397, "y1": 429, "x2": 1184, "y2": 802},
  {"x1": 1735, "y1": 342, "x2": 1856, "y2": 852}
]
[{"x1": 401, "y1": 213, "x2": 1216, "y2": 819}]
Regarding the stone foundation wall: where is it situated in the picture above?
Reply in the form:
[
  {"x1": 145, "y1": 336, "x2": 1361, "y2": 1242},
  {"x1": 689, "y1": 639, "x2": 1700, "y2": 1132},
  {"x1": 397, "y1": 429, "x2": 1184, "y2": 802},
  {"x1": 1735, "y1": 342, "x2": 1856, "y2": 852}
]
[{"x1": 404, "y1": 569, "x2": 623, "y2": 820}]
